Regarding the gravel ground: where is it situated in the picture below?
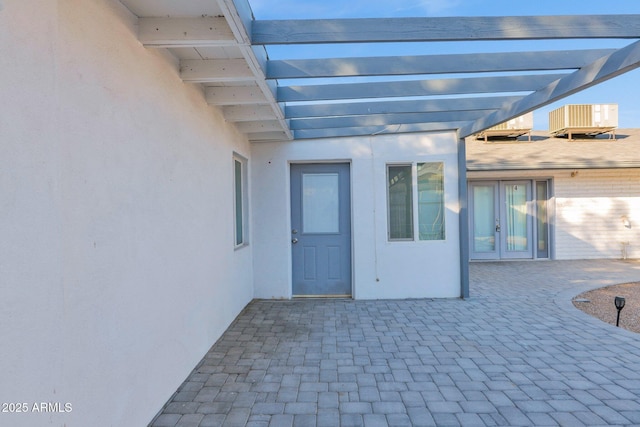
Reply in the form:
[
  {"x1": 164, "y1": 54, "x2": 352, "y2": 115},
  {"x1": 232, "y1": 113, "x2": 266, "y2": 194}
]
[{"x1": 573, "y1": 281, "x2": 640, "y2": 333}]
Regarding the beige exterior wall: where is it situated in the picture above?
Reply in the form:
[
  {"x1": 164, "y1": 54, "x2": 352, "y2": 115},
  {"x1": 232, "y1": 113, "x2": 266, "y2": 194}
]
[
  {"x1": 468, "y1": 168, "x2": 640, "y2": 260},
  {"x1": 0, "y1": 1, "x2": 253, "y2": 425}
]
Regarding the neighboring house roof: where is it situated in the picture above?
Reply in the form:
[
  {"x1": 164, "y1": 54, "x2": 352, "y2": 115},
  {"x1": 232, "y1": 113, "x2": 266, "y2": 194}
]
[{"x1": 466, "y1": 128, "x2": 640, "y2": 171}]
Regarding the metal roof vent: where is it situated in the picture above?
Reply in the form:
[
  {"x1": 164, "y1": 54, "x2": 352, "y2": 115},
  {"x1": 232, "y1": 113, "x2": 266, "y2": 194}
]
[
  {"x1": 549, "y1": 104, "x2": 618, "y2": 140},
  {"x1": 475, "y1": 112, "x2": 533, "y2": 142}
]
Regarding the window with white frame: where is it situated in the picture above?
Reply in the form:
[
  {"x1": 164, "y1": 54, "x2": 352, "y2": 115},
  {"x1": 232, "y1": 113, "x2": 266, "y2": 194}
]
[
  {"x1": 387, "y1": 162, "x2": 445, "y2": 241},
  {"x1": 233, "y1": 154, "x2": 248, "y2": 247}
]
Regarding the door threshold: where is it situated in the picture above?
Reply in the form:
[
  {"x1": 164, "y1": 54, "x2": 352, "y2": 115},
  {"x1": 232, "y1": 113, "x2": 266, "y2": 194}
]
[
  {"x1": 293, "y1": 294, "x2": 352, "y2": 299},
  {"x1": 470, "y1": 258, "x2": 543, "y2": 262}
]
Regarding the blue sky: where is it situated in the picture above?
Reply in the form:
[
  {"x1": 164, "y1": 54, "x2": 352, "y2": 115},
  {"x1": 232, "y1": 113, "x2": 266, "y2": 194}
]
[{"x1": 250, "y1": 0, "x2": 640, "y2": 130}]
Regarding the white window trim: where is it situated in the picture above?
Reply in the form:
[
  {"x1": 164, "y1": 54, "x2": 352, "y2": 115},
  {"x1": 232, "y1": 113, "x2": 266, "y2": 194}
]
[
  {"x1": 386, "y1": 163, "x2": 414, "y2": 241},
  {"x1": 386, "y1": 161, "x2": 446, "y2": 243},
  {"x1": 416, "y1": 161, "x2": 446, "y2": 242}
]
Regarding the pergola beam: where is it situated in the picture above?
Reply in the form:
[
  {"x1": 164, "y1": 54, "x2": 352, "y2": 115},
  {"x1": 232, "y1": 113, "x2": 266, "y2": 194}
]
[
  {"x1": 180, "y1": 59, "x2": 255, "y2": 83},
  {"x1": 246, "y1": 131, "x2": 291, "y2": 142},
  {"x1": 205, "y1": 86, "x2": 269, "y2": 105},
  {"x1": 253, "y1": 15, "x2": 640, "y2": 44},
  {"x1": 460, "y1": 40, "x2": 640, "y2": 137},
  {"x1": 267, "y1": 49, "x2": 615, "y2": 79},
  {"x1": 223, "y1": 104, "x2": 282, "y2": 122},
  {"x1": 278, "y1": 73, "x2": 567, "y2": 102},
  {"x1": 236, "y1": 120, "x2": 288, "y2": 133},
  {"x1": 217, "y1": 0, "x2": 293, "y2": 139},
  {"x1": 139, "y1": 17, "x2": 235, "y2": 47},
  {"x1": 133, "y1": 4, "x2": 640, "y2": 143}
]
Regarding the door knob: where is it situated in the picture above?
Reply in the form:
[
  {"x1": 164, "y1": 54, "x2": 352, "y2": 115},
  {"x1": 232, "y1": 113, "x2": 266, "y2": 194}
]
[{"x1": 292, "y1": 238, "x2": 298, "y2": 244}]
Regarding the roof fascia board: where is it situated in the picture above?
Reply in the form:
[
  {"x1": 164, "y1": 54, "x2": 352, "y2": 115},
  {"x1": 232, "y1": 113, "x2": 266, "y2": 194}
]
[
  {"x1": 252, "y1": 15, "x2": 640, "y2": 44},
  {"x1": 468, "y1": 162, "x2": 640, "y2": 171},
  {"x1": 267, "y1": 49, "x2": 615, "y2": 79},
  {"x1": 277, "y1": 73, "x2": 567, "y2": 102},
  {"x1": 217, "y1": 0, "x2": 253, "y2": 43},
  {"x1": 460, "y1": 40, "x2": 640, "y2": 138}
]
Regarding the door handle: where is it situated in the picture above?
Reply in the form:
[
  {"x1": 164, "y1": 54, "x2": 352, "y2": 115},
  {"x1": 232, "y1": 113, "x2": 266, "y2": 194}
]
[
  {"x1": 292, "y1": 238, "x2": 298, "y2": 244},
  {"x1": 495, "y1": 224, "x2": 501, "y2": 232}
]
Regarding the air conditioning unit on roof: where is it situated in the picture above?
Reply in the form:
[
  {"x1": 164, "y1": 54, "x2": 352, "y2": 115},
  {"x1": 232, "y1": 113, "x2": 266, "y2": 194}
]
[
  {"x1": 475, "y1": 112, "x2": 533, "y2": 142},
  {"x1": 549, "y1": 104, "x2": 617, "y2": 140}
]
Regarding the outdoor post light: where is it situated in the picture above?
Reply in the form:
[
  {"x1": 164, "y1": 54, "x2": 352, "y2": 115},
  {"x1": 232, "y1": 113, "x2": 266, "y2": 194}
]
[{"x1": 614, "y1": 296, "x2": 626, "y2": 327}]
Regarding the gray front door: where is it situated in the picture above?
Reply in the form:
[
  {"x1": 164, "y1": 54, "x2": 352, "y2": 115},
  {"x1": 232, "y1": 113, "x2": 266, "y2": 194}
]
[{"x1": 290, "y1": 163, "x2": 352, "y2": 297}]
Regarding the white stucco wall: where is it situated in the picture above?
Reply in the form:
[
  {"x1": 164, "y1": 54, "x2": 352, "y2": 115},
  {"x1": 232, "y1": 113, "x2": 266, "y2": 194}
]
[
  {"x1": 251, "y1": 133, "x2": 461, "y2": 300},
  {"x1": 0, "y1": 1, "x2": 253, "y2": 426}
]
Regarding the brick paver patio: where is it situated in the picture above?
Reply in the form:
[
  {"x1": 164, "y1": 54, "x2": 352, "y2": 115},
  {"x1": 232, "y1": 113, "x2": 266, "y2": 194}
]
[{"x1": 151, "y1": 260, "x2": 640, "y2": 426}]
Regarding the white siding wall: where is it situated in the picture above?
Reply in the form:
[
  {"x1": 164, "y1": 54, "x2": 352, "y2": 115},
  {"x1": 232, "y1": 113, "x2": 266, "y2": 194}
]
[
  {"x1": 0, "y1": 1, "x2": 253, "y2": 426},
  {"x1": 554, "y1": 169, "x2": 640, "y2": 260},
  {"x1": 251, "y1": 133, "x2": 461, "y2": 300}
]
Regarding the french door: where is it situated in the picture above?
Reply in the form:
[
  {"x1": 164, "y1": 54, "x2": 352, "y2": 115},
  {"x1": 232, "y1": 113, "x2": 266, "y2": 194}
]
[{"x1": 470, "y1": 181, "x2": 534, "y2": 260}]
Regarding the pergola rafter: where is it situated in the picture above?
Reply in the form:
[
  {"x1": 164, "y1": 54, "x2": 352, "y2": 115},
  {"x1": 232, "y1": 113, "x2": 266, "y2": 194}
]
[
  {"x1": 277, "y1": 74, "x2": 569, "y2": 103},
  {"x1": 252, "y1": 15, "x2": 640, "y2": 44},
  {"x1": 284, "y1": 96, "x2": 524, "y2": 119},
  {"x1": 131, "y1": 0, "x2": 640, "y2": 141},
  {"x1": 266, "y1": 49, "x2": 616, "y2": 79},
  {"x1": 461, "y1": 39, "x2": 640, "y2": 137}
]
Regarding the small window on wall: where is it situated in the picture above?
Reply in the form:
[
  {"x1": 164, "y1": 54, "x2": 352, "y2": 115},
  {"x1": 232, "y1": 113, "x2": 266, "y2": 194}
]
[
  {"x1": 233, "y1": 155, "x2": 248, "y2": 247},
  {"x1": 387, "y1": 162, "x2": 445, "y2": 241},
  {"x1": 418, "y1": 162, "x2": 445, "y2": 240},
  {"x1": 387, "y1": 165, "x2": 414, "y2": 240}
]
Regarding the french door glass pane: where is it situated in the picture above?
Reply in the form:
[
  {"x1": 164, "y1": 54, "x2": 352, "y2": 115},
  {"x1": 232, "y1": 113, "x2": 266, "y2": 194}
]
[
  {"x1": 505, "y1": 184, "x2": 528, "y2": 251},
  {"x1": 473, "y1": 185, "x2": 495, "y2": 252},
  {"x1": 302, "y1": 173, "x2": 339, "y2": 233},
  {"x1": 387, "y1": 165, "x2": 413, "y2": 239},
  {"x1": 417, "y1": 162, "x2": 445, "y2": 240}
]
